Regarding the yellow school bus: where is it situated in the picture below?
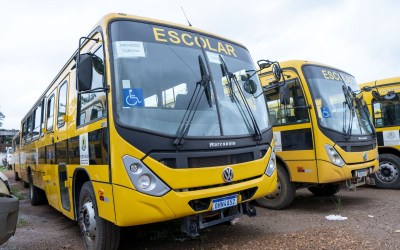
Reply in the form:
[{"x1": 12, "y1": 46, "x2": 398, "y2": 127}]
[
  {"x1": 360, "y1": 77, "x2": 400, "y2": 189},
  {"x1": 257, "y1": 60, "x2": 379, "y2": 209},
  {"x1": 15, "y1": 13, "x2": 277, "y2": 249},
  {"x1": 11, "y1": 132, "x2": 22, "y2": 182}
]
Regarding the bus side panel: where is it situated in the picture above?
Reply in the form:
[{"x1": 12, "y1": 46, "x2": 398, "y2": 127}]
[
  {"x1": 282, "y1": 158, "x2": 318, "y2": 183},
  {"x1": 45, "y1": 163, "x2": 60, "y2": 211},
  {"x1": 91, "y1": 181, "x2": 116, "y2": 224}
]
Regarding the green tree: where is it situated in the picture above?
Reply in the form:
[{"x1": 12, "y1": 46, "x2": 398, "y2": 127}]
[{"x1": 0, "y1": 112, "x2": 4, "y2": 127}]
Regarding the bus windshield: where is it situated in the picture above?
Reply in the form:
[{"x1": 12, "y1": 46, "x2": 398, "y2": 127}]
[
  {"x1": 110, "y1": 21, "x2": 269, "y2": 137},
  {"x1": 303, "y1": 65, "x2": 373, "y2": 136}
]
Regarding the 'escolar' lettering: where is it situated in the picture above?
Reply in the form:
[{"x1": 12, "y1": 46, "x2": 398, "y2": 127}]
[
  {"x1": 322, "y1": 70, "x2": 341, "y2": 81},
  {"x1": 152, "y1": 27, "x2": 237, "y2": 57}
]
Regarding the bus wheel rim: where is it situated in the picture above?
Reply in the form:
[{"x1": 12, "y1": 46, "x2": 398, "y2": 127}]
[
  {"x1": 79, "y1": 200, "x2": 97, "y2": 240},
  {"x1": 377, "y1": 161, "x2": 399, "y2": 183},
  {"x1": 266, "y1": 179, "x2": 281, "y2": 199}
]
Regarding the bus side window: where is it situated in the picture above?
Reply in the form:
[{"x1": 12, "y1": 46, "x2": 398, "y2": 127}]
[
  {"x1": 21, "y1": 120, "x2": 27, "y2": 145},
  {"x1": 57, "y1": 81, "x2": 68, "y2": 128},
  {"x1": 265, "y1": 78, "x2": 309, "y2": 126},
  {"x1": 26, "y1": 115, "x2": 33, "y2": 144},
  {"x1": 46, "y1": 94, "x2": 55, "y2": 132},
  {"x1": 32, "y1": 103, "x2": 42, "y2": 140},
  {"x1": 78, "y1": 45, "x2": 106, "y2": 126},
  {"x1": 373, "y1": 94, "x2": 400, "y2": 127}
]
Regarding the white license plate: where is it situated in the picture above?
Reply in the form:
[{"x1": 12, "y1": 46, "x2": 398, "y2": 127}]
[
  {"x1": 356, "y1": 169, "x2": 368, "y2": 177},
  {"x1": 211, "y1": 195, "x2": 238, "y2": 211}
]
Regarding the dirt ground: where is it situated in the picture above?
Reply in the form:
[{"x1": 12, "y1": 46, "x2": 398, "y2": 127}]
[{"x1": 1, "y1": 169, "x2": 399, "y2": 250}]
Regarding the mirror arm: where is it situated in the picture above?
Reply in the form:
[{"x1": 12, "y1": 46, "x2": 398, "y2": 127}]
[{"x1": 78, "y1": 86, "x2": 109, "y2": 94}]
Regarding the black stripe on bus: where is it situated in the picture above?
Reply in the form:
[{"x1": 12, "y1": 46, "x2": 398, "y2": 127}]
[
  {"x1": 33, "y1": 128, "x2": 108, "y2": 165},
  {"x1": 376, "y1": 132, "x2": 384, "y2": 146},
  {"x1": 281, "y1": 128, "x2": 313, "y2": 151}
]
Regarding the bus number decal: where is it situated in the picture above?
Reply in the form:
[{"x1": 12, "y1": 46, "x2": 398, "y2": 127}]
[
  {"x1": 79, "y1": 133, "x2": 89, "y2": 166},
  {"x1": 273, "y1": 131, "x2": 282, "y2": 152},
  {"x1": 383, "y1": 130, "x2": 400, "y2": 146}
]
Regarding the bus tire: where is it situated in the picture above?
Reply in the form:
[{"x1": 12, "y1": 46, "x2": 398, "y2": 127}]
[
  {"x1": 307, "y1": 183, "x2": 341, "y2": 196},
  {"x1": 78, "y1": 181, "x2": 120, "y2": 250},
  {"x1": 14, "y1": 169, "x2": 20, "y2": 181},
  {"x1": 373, "y1": 154, "x2": 400, "y2": 189},
  {"x1": 29, "y1": 171, "x2": 47, "y2": 205},
  {"x1": 256, "y1": 165, "x2": 295, "y2": 210}
]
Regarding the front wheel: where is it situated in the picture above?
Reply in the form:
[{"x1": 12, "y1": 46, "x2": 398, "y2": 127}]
[
  {"x1": 307, "y1": 183, "x2": 341, "y2": 196},
  {"x1": 256, "y1": 165, "x2": 296, "y2": 210},
  {"x1": 29, "y1": 171, "x2": 47, "y2": 205},
  {"x1": 373, "y1": 154, "x2": 400, "y2": 189},
  {"x1": 78, "y1": 182, "x2": 120, "y2": 250},
  {"x1": 14, "y1": 167, "x2": 20, "y2": 181}
]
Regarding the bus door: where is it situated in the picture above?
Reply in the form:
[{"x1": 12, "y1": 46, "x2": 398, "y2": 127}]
[
  {"x1": 55, "y1": 78, "x2": 71, "y2": 213},
  {"x1": 264, "y1": 70, "x2": 318, "y2": 183}
]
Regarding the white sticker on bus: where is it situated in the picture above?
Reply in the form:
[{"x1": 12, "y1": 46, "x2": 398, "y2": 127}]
[
  {"x1": 206, "y1": 51, "x2": 222, "y2": 64},
  {"x1": 383, "y1": 130, "x2": 400, "y2": 146},
  {"x1": 80, "y1": 133, "x2": 89, "y2": 166},
  {"x1": 114, "y1": 41, "x2": 146, "y2": 58},
  {"x1": 273, "y1": 131, "x2": 282, "y2": 152}
]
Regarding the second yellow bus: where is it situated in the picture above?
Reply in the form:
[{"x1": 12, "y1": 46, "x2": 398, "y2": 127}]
[{"x1": 257, "y1": 60, "x2": 379, "y2": 209}]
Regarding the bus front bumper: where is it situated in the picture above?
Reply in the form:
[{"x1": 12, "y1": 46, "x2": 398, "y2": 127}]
[
  {"x1": 113, "y1": 173, "x2": 277, "y2": 227},
  {"x1": 317, "y1": 159, "x2": 379, "y2": 183}
]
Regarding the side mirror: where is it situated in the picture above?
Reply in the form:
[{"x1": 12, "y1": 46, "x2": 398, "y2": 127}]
[
  {"x1": 243, "y1": 80, "x2": 258, "y2": 94},
  {"x1": 372, "y1": 90, "x2": 381, "y2": 100},
  {"x1": 257, "y1": 59, "x2": 273, "y2": 70},
  {"x1": 77, "y1": 53, "x2": 93, "y2": 92},
  {"x1": 272, "y1": 63, "x2": 282, "y2": 83},
  {"x1": 279, "y1": 83, "x2": 290, "y2": 105},
  {"x1": 362, "y1": 86, "x2": 372, "y2": 92},
  {"x1": 384, "y1": 91, "x2": 396, "y2": 100},
  {"x1": 92, "y1": 54, "x2": 104, "y2": 75}
]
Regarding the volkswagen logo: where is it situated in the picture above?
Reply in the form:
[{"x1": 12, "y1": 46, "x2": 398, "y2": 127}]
[
  {"x1": 363, "y1": 152, "x2": 368, "y2": 162},
  {"x1": 222, "y1": 167, "x2": 234, "y2": 182}
]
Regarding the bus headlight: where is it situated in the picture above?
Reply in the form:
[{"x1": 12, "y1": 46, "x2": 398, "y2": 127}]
[
  {"x1": 123, "y1": 155, "x2": 170, "y2": 196},
  {"x1": 138, "y1": 174, "x2": 151, "y2": 189},
  {"x1": 265, "y1": 152, "x2": 276, "y2": 177},
  {"x1": 324, "y1": 144, "x2": 345, "y2": 167}
]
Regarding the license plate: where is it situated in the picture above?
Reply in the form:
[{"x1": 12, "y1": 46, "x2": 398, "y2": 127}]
[
  {"x1": 356, "y1": 169, "x2": 368, "y2": 177},
  {"x1": 211, "y1": 195, "x2": 238, "y2": 211}
]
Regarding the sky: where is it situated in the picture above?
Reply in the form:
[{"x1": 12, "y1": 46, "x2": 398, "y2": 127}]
[{"x1": 0, "y1": 0, "x2": 399, "y2": 130}]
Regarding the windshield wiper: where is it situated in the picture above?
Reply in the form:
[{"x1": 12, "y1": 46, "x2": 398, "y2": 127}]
[
  {"x1": 219, "y1": 55, "x2": 262, "y2": 141},
  {"x1": 342, "y1": 85, "x2": 355, "y2": 140},
  {"x1": 354, "y1": 95, "x2": 376, "y2": 139},
  {"x1": 173, "y1": 56, "x2": 212, "y2": 147}
]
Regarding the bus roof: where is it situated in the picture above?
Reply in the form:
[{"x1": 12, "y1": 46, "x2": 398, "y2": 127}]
[
  {"x1": 360, "y1": 77, "x2": 400, "y2": 88},
  {"x1": 260, "y1": 59, "x2": 352, "y2": 77},
  {"x1": 96, "y1": 13, "x2": 245, "y2": 47}
]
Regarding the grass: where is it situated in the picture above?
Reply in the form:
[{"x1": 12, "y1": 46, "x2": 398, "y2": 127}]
[
  {"x1": 17, "y1": 217, "x2": 28, "y2": 227},
  {"x1": 331, "y1": 195, "x2": 343, "y2": 213},
  {"x1": 0, "y1": 166, "x2": 6, "y2": 172},
  {"x1": 11, "y1": 186, "x2": 25, "y2": 200}
]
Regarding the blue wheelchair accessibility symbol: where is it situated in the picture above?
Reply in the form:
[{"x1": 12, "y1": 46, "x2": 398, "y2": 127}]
[
  {"x1": 123, "y1": 88, "x2": 144, "y2": 107},
  {"x1": 321, "y1": 107, "x2": 331, "y2": 118}
]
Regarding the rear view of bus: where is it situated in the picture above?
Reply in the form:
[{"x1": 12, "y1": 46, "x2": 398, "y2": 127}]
[
  {"x1": 257, "y1": 60, "x2": 379, "y2": 209},
  {"x1": 360, "y1": 77, "x2": 400, "y2": 189},
  {"x1": 17, "y1": 13, "x2": 277, "y2": 249}
]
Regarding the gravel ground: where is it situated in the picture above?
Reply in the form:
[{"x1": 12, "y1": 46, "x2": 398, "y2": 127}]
[{"x1": 1, "y1": 170, "x2": 399, "y2": 250}]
